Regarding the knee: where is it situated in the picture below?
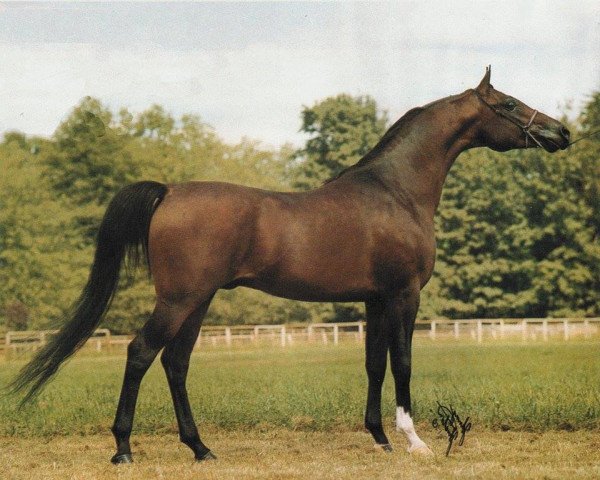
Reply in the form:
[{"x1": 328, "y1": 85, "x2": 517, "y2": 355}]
[
  {"x1": 390, "y1": 356, "x2": 411, "y2": 377},
  {"x1": 365, "y1": 359, "x2": 387, "y2": 379}
]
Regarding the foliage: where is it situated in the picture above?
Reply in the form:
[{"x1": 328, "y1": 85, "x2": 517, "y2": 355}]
[
  {"x1": 292, "y1": 94, "x2": 387, "y2": 189},
  {"x1": 430, "y1": 95, "x2": 600, "y2": 319},
  {"x1": 0, "y1": 91, "x2": 599, "y2": 333},
  {"x1": 0, "y1": 97, "x2": 293, "y2": 333}
]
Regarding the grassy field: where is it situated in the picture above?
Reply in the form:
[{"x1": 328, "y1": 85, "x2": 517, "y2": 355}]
[
  {"x1": 1, "y1": 339, "x2": 599, "y2": 436},
  {"x1": 0, "y1": 339, "x2": 599, "y2": 478}
]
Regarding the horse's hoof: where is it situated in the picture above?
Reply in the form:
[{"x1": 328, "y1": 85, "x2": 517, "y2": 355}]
[
  {"x1": 111, "y1": 453, "x2": 133, "y2": 464},
  {"x1": 409, "y1": 445, "x2": 434, "y2": 456},
  {"x1": 375, "y1": 443, "x2": 393, "y2": 452},
  {"x1": 195, "y1": 450, "x2": 217, "y2": 461}
]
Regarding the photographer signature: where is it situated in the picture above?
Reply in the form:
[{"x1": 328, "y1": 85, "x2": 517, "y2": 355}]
[{"x1": 431, "y1": 402, "x2": 472, "y2": 456}]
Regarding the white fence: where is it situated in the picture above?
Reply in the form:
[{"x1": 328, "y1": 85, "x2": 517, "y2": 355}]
[
  {"x1": 197, "y1": 322, "x2": 365, "y2": 348},
  {"x1": 428, "y1": 318, "x2": 600, "y2": 343},
  {"x1": 2, "y1": 318, "x2": 599, "y2": 357}
]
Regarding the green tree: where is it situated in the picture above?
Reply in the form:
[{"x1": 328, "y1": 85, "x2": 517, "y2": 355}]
[
  {"x1": 431, "y1": 93, "x2": 600, "y2": 319},
  {"x1": 293, "y1": 94, "x2": 387, "y2": 189},
  {"x1": 0, "y1": 135, "x2": 92, "y2": 332},
  {"x1": 3, "y1": 92, "x2": 599, "y2": 335},
  {"x1": 45, "y1": 96, "x2": 139, "y2": 205}
]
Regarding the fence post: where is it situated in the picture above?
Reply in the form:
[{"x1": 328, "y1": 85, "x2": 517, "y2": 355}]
[
  {"x1": 307, "y1": 325, "x2": 313, "y2": 342},
  {"x1": 584, "y1": 319, "x2": 590, "y2": 339},
  {"x1": 453, "y1": 321, "x2": 459, "y2": 339},
  {"x1": 499, "y1": 320, "x2": 505, "y2": 339},
  {"x1": 476, "y1": 320, "x2": 483, "y2": 343},
  {"x1": 563, "y1": 320, "x2": 569, "y2": 340},
  {"x1": 333, "y1": 324, "x2": 339, "y2": 345},
  {"x1": 196, "y1": 329, "x2": 202, "y2": 349},
  {"x1": 358, "y1": 322, "x2": 364, "y2": 343},
  {"x1": 430, "y1": 320, "x2": 437, "y2": 340},
  {"x1": 542, "y1": 319, "x2": 548, "y2": 342},
  {"x1": 281, "y1": 326, "x2": 286, "y2": 347},
  {"x1": 225, "y1": 327, "x2": 232, "y2": 347}
]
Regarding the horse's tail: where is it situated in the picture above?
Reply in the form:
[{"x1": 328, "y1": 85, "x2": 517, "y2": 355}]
[{"x1": 8, "y1": 181, "x2": 168, "y2": 405}]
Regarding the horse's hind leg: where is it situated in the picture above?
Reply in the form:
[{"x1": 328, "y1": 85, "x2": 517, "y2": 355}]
[
  {"x1": 110, "y1": 298, "x2": 205, "y2": 464},
  {"x1": 160, "y1": 298, "x2": 215, "y2": 461}
]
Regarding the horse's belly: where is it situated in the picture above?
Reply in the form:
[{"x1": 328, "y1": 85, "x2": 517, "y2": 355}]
[
  {"x1": 234, "y1": 275, "x2": 377, "y2": 303},
  {"x1": 226, "y1": 249, "x2": 377, "y2": 301}
]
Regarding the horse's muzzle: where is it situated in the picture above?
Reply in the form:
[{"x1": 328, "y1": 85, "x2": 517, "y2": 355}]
[{"x1": 532, "y1": 124, "x2": 571, "y2": 152}]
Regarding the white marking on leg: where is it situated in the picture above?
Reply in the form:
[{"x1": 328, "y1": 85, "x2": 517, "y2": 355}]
[{"x1": 396, "y1": 407, "x2": 430, "y2": 453}]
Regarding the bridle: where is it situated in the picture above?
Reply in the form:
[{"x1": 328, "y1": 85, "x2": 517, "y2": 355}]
[{"x1": 473, "y1": 89, "x2": 544, "y2": 149}]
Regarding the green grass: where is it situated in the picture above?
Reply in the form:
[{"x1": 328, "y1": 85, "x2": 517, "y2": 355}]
[{"x1": 1, "y1": 340, "x2": 599, "y2": 437}]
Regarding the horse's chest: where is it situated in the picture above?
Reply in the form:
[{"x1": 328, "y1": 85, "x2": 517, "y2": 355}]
[{"x1": 371, "y1": 226, "x2": 436, "y2": 291}]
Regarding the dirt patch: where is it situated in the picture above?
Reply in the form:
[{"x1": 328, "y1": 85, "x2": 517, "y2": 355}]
[{"x1": 1, "y1": 428, "x2": 599, "y2": 480}]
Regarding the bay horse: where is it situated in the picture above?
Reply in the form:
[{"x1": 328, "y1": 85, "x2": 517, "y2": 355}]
[{"x1": 10, "y1": 67, "x2": 570, "y2": 462}]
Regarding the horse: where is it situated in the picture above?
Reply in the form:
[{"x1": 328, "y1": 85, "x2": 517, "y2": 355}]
[{"x1": 9, "y1": 67, "x2": 570, "y2": 462}]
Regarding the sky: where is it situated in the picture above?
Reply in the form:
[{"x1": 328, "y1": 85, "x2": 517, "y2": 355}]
[{"x1": 0, "y1": 1, "x2": 599, "y2": 148}]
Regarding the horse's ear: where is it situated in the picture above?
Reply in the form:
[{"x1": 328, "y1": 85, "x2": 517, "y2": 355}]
[{"x1": 476, "y1": 65, "x2": 492, "y2": 94}]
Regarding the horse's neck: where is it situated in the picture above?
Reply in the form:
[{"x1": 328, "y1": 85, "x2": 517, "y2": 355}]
[{"x1": 360, "y1": 95, "x2": 478, "y2": 217}]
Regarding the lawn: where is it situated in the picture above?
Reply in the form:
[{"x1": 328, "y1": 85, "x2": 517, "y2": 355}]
[{"x1": 1, "y1": 339, "x2": 598, "y2": 437}]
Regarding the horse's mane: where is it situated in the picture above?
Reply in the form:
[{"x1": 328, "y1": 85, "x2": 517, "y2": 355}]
[{"x1": 325, "y1": 106, "x2": 425, "y2": 183}]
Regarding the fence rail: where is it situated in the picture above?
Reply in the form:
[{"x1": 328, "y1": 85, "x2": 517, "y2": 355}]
[
  {"x1": 428, "y1": 318, "x2": 600, "y2": 342},
  {"x1": 1, "y1": 318, "x2": 598, "y2": 357}
]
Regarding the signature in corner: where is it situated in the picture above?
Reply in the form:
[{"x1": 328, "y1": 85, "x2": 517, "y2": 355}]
[{"x1": 431, "y1": 401, "x2": 472, "y2": 456}]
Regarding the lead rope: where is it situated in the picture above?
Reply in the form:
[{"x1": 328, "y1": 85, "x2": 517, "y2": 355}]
[{"x1": 567, "y1": 129, "x2": 600, "y2": 147}]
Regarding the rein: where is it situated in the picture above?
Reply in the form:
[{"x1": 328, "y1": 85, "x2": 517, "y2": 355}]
[{"x1": 473, "y1": 90, "x2": 544, "y2": 148}]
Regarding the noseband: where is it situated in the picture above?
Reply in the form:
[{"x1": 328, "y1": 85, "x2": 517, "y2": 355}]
[{"x1": 473, "y1": 90, "x2": 544, "y2": 149}]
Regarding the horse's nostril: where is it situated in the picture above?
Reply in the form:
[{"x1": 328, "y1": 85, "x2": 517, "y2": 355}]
[{"x1": 560, "y1": 126, "x2": 570, "y2": 139}]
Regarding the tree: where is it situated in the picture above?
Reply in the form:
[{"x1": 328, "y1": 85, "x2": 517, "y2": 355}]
[
  {"x1": 0, "y1": 135, "x2": 91, "y2": 331},
  {"x1": 45, "y1": 96, "x2": 139, "y2": 205},
  {"x1": 431, "y1": 93, "x2": 600, "y2": 318},
  {"x1": 293, "y1": 94, "x2": 387, "y2": 189},
  {"x1": 2, "y1": 92, "x2": 598, "y2": 334}
]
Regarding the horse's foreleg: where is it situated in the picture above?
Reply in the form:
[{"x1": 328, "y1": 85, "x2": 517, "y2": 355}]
[
  {"x1": 160, "y1": 298, "x2": 215, "y2": 461},
  {"x1": 364, "y1": 298, "x2": 392, "y2": 451},
  {"x1": 387, "y1": 286, "x2": 432, "y2": 455}
]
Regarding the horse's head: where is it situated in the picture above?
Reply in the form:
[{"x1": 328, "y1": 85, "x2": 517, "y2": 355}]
[{"x1": 471, "y1": 66, "x2": 570, "y2": 153}]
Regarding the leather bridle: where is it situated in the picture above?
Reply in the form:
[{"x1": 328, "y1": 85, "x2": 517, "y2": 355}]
[{"x1": 473, "y1": 90, "x2": 544, "y2": 149}]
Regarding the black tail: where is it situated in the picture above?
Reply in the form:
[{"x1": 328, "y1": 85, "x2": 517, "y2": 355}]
[{"x1": 8, "y1": 181, "x2": 168, "y2": 405}]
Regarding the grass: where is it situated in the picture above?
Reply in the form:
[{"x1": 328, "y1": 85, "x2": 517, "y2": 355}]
[{"x1": 1, "y1": 339, "x2": 599, "y2": 438}]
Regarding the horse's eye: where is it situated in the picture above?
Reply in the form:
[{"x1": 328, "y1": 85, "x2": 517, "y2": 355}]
[{"x1": 505, "y1": 99, "x2": 517, "y2": 111}]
